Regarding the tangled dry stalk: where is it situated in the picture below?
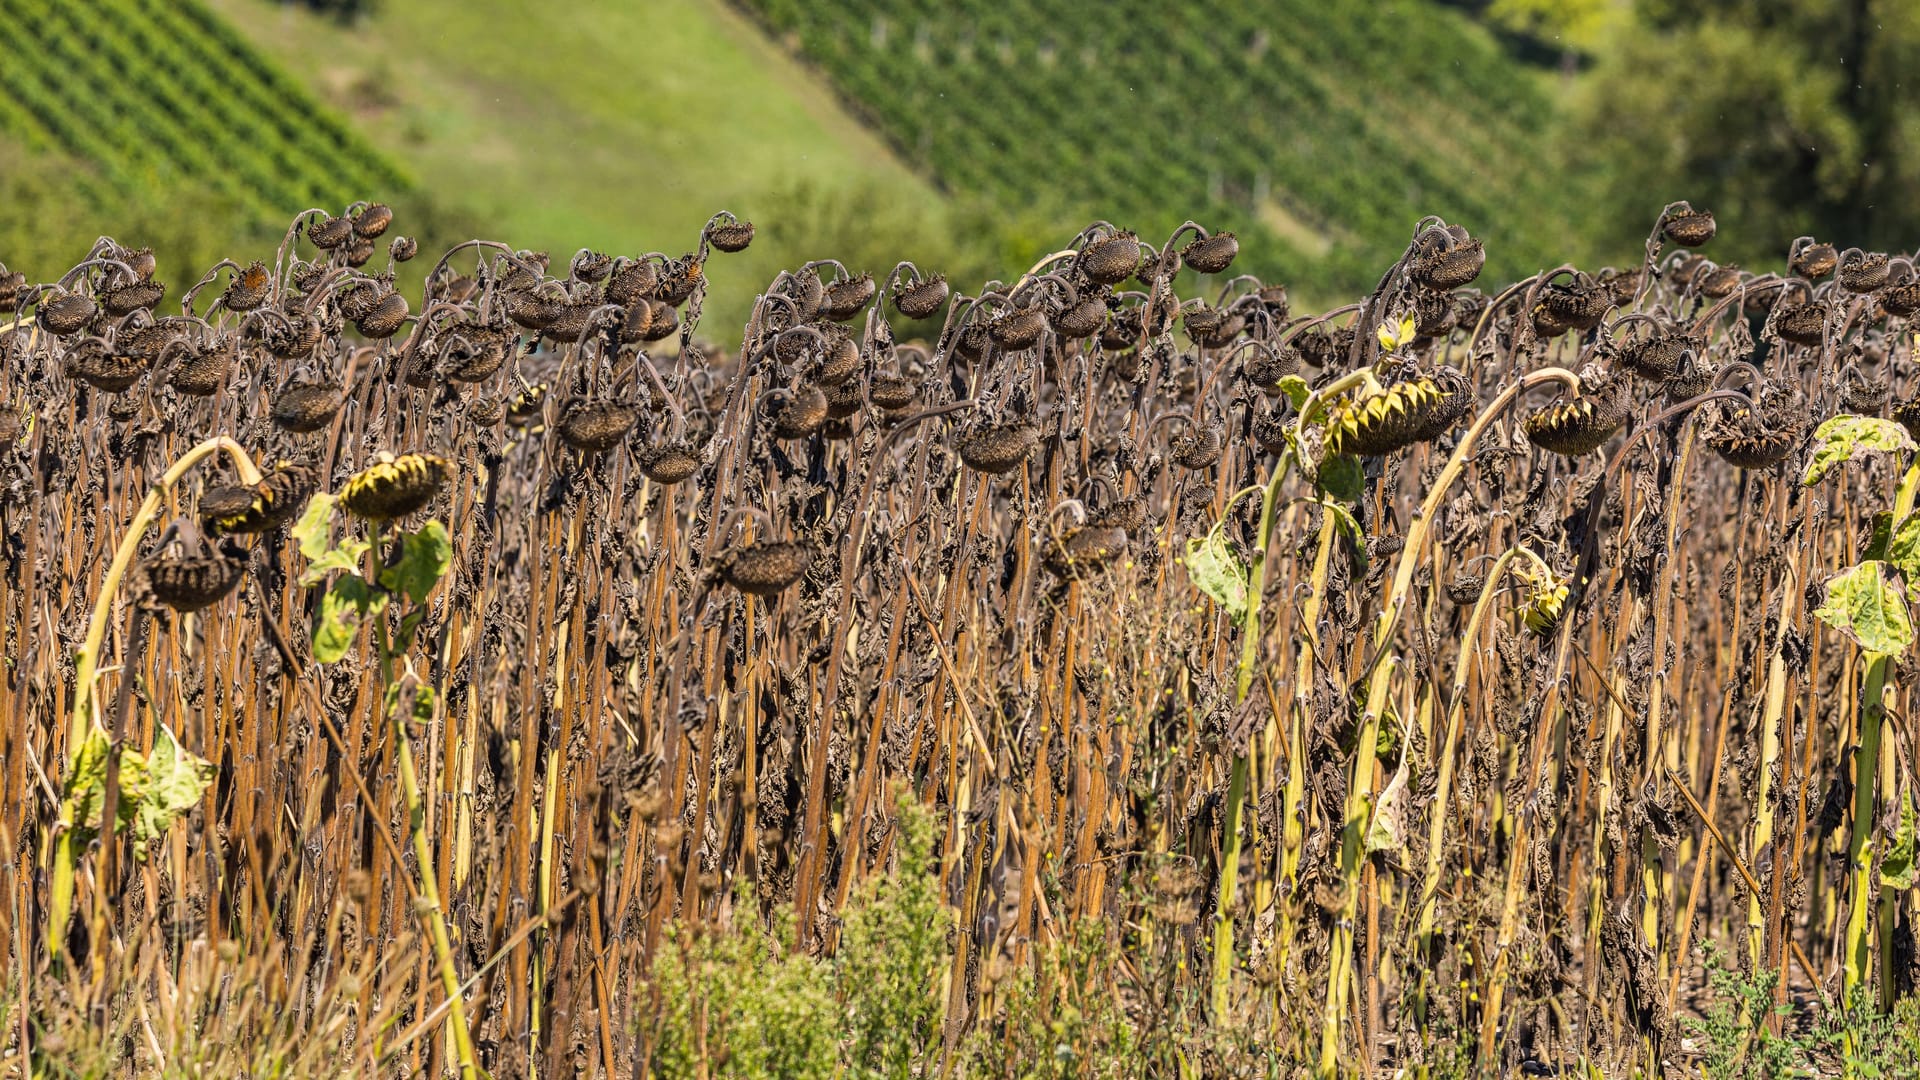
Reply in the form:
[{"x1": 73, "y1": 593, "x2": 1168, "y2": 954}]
[{"x1": 3, "y1": 200, "x2": 1920, "y2": 1076}]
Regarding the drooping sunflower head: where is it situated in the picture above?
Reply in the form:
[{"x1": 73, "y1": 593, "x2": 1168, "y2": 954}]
[{"x1": 339, "y1": 453, "x2": 451, "y2": 521}]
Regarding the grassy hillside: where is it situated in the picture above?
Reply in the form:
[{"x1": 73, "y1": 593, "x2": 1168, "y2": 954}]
[
  {"x1": 204, "y1": 0, "x2": 990, "y2": 336},
  {"x1": 740, "y1": 0, "x2": 1596, "y2": 290}
]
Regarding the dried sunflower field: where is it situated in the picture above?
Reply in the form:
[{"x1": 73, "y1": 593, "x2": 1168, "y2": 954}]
[{"x1": 6, "y1": 200, "x2": 1920, "y2": 1078}]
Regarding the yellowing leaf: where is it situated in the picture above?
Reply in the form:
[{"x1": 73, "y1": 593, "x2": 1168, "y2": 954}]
[
  {"x1": 1803, "y1": 415, "x2": 1916, "y2": 486},
  {"x1": 124, "y1": 725, "x2": 214, "y2": 860},
  {"x1": 1376, "y1": 314, "x2": 1417, "y2": 351},
  {"x1": 1814, "y1": 560, "x2": 1914, "y2": 657},
  {"x1": 1183, "y1": 526, "x2": 1249, "y2": 625}
]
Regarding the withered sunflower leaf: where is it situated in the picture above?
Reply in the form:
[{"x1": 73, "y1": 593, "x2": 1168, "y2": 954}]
[
  {"x1": 1803, "y1": 415, "x2": 1916, "y2": 487},
  {"x1": 1318, "y1": 454, "x2": 1366, "y2": 502},
  {"x1": 1814, "y1": 560, "x2": 1913, "y2": 658},
  {"x1": 1183, "y1": 526, "x2": 1249, "y2": 626}
]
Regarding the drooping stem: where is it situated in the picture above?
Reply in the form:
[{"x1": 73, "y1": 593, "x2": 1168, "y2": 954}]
[
  {"x1": 1321, "y1": 367, "x2": 1580, "y2": 1077},
  {"x1": 48, "y1": 436, "x2": 262, "y2": 957}
]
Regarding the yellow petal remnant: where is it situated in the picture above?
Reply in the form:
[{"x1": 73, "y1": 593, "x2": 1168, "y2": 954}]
[{"x1": 1377, "y1": 314, "x2": 1418, "y2": 351}]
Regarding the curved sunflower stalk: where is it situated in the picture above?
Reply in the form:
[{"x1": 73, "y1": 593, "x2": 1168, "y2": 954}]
[
  {"x1": 1318, "y1": 367, "x2": 1581, "y2": 1079},
  {"x1": 1411, "y1": 546, "x2": 1558, "y2": 963},
  {"x1": 46, "y1": 437, "x2": 263, "y2": 962}
]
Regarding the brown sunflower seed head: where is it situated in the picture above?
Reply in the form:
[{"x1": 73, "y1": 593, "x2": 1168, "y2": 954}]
[
  {"x1": 63, "y1": 341, "x2": 146, "y2": 392},
  {"x1": 353, "y1": 203, "x2": 394, "y2": 238},
  {"x1": 640, "y1": 300, "x2": 679, "y2": 342},
  {"x1": 1099, "y1": 307, "x2": 1143, "y2": 351},
  {"x1": 1791, "y1": 242, "x2": 1838, "y2": 279},
  {"x1": 140, "y1": 554, "x2": 244, "y2": 613},
  {"x1": 1092, "y1": 496, "x2": 1147, "y2": 532},
  {"x1": 1663, "y1": 208, "x2": 1716, "y2": 247},
  {"x1": 1702, "y1": 400, "x2": 1801, "y2": 469},
  {"x1": 1244, "y1": 405, "x2": 1290, "y2": 451},
  {"x1": 230, "y1": 468, "x2": 300, "y2": 537},
  {"x1": 308, "y1": 214, "x2": 354, "y2": 250},
  {"x1": 1841, "y1": 371, "x2": 1889, "y2": 415},
  {"x1": 571, "y1": 250, "x2": 613, "y2": 283},
  {"x1": 1840, "y1": 250, "x2": 1891, "y2": 293},
  {"x1": 1774, "y1": 300, "x2": 1831, "y2": 347},
  {"x1": 169, "y1": 338, "x2": 237, "y2": 397},
  {"x1": 290, "y1": 261, "x2": 328, "y2": 294},
  {"x1": 825, "y1": 378, "x2": 865, "y2": 419},
  {"x1": 1696, "y1": 264, "x2": 1743, "y2": 300},
  {"x1": 1077, "y1": 231, "x2": 1143, "y2": 286},
  {"x1": 1244, "y1": 345, "x2": 1300, "y2": 391},
  {"x1": 389, "y1": 236, "x2": 418, "y2": 262},
  {"x1": 271, "y1": 383, "x2": 340, "y2": 433},
  {"x1": 708, "y1": 221, "x2": 755, "y2": 254},
  {"x1": 1894, "y1": 395, "x2": 1920, "y2": 443},
  {"x1": 1618, "y1": 333, "x2": 1696, "y2": 381},
  {"x1": 810, "y1": 325, "x2": 862, "y2": 386},
  {"x1": 102, "y1": 279, "x2": 165, "y2": 316},
  {"x1": 340, "y1": 454, "x2": 451, "y2": 521},
  {"x1": 557, "y1": 401, "x2": 639, "y2": 452},
  {"x1": 122, "y1": 248, "x2": 159, "y2": 280},
  {"x1": 1181, "y1": 232, "x2": 1239, "y2": 275},
  {"x1": 820, "y1": 273, "x2": 877, "y2": 322},
  {"x1": 223, "y1": 262, "x2": 272, "y2": 311},
  {"x1": 1883, "y1": 281, "x2": 1920, "y2": 318},
  {"x1": 990, "y1": 307, "x2": 1048, "y2": 350},
  {"x1": 337, "y1": 280, "x2": 385, "y2": 322},
  {"x1": 1537, "y1": 273, "x2": 1611, "y2": 331},
  {"x1": 200, "y1": 484, "x2": 261, "y2": 535},
  {"x1": 1170, "y1": 422, "x2": 1224, "y2": 470},
  {"x1": 1051, "y1": 295, "x2": 1108, "y2": 340},
  {"x1": 1410, "y1": 231, "x2": 1485, "y2": 290},
  {"x1": 1595, "y1": 267, "x2": 1642, "y2": 306},
  {"x1": 356, "y1": 292, "x2": 409, "y2": 339},
  {"x1": 1522, "y1": 382, "x2": 1627, "y2": 456},
  {"x1": 0, "y1": 269, "x2": 26, "y2": 313},
  {"x1": 638, "y1": 441, "x2": 702, "y2": 485},
  {"x1": 504, "y1": 283, "x2": 565, "y2": 331},
  {"x1": 1182, "y1": 305, "x2": 1243, "y2": 348},
  {"x1": 116, "y1": 324, "x2": 181, "y2": 363},
  {"x1": 607, "y1": 259, "x2": 660, "y2": 306},
  {"x1": 767, "y1": 384, "x2": 830, "y2": 439},
  {"x1": 958, "y1": 421, "x2": 1040, "y2": 474},
  {"x1": 618, "y1": 301, "x2": 657, "y2": 345},
  {"x1": 719, "y1": 540, "x2": 813, "y2": 595},
  {"x1": 867, "y1": 372, "x2": 919, "y2": 411},
  {"x1": 1044, "y1": 524, "x2": 1129, "y2": 577},
  {"x1": 39, "y1": 291, "x2": 98, "y2": 336},
  {"x1": 892, "y1": 274, "x2": 949, "y2": 319},
  {"x1": 653, "y1": 255, "x2": 703, "y2": 307},
  {"x1": 1257, "y1": 284, "x2": 1291, "y2": 321}
]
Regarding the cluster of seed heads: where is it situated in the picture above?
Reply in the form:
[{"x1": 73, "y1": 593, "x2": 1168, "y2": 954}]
[{"x1": 12, "y1": 189, "x2": 1920, "y2": 1075}]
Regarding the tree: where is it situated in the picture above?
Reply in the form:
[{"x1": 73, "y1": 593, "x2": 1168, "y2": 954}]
[{"x1": 1568, "y1": 0, "x2": 1920, "y2": 266}]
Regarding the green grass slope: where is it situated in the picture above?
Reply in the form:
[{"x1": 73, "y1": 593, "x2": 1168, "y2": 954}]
[
  {"x1": 740, "y1": 0, "x2": 1596, "y2": 290},
  {"x1": 204, "y1": 0, "x2": 974, "y2": 335}
]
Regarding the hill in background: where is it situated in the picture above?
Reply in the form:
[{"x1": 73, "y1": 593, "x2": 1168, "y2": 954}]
[{"x1": 3, "y1": 0, "x2": 1602, "y2": 335}]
